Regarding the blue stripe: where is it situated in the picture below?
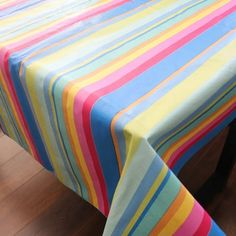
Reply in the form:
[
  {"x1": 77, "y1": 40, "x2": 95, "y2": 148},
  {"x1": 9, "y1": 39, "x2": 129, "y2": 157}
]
[
  {"x1": 173, "y1": 110, "x2": 236, "y2": 174},
  {"x1": 129, "y1": 170, "x2": 171, "y2": 235},
  {"x1": 90, "y1": 11, "x2": 236, "y2": 203},
  {"x1": 8, "y1": 58, "x2": 53, "y2": 170}
]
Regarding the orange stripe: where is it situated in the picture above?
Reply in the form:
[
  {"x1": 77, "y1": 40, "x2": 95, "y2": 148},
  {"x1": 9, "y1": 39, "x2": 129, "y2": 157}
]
[
  {"x1": 110, "y1": 29, "x2": 235, "y2": 173},
  {"x1": 163, "y1": 98, "x2": 234, "y2": 162},
  {"x1": 150, "y1": 186, "x2": 186, "y2": 235},
  {"x1": 62, "y1": 88, "x2": 95, "y2": 205},
  {"x1": 63, "y1": 0, "x2": 224, "y2": 94},
  {"x1": 19, "y1": 0, "x2": 152, "y2": 76},
  {"x1": 0, "y1": 70, "x2": 36, "y2": 157}
]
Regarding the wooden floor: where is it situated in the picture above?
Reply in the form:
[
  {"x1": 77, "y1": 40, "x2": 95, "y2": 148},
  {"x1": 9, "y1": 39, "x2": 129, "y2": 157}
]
[
  {"x1": 0, "y1": 130, "x2": 106, "y2": 236},
  {"x1": 0, "y1": 129, "x2": 235, "y2": 236}
]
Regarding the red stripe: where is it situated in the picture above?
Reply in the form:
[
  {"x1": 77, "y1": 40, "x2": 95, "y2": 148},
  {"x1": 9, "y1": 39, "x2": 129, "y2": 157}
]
[
  {"x1": 78, "y1": 3, "x2": 235, "y2": 216},
  {"x1": 82, "y1": 94, "x2": 110, "y2": 216},
  {"x1": 0, "y1": 49, "x2": 41, "y2": 162},
  {"x1": 79, "y1": 2, "x2": 236, "y2": 98},
  {"x1": 169, "y1": 105, "x2": 234, "y2": 169},
  {"x1": 193, "y1": 211, "x2": 212, "y2": 236},
  {"x1": 0, "y1": 0, "x2": 127, "y2": 174}
]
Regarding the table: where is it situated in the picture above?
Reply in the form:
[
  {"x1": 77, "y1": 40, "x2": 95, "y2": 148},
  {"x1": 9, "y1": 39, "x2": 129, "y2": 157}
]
[{"x1": 0, "y1": 0, "x2": 235, "y2": 235}]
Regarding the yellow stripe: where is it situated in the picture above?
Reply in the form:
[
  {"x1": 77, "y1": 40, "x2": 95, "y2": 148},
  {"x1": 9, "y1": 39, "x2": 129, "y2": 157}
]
[
  {"x1": 111, "y1": 27, "x2": 235, "y2": 173},
  {"x1": 62, "y1": 85, "x2": 99, "y2": 207},
  {"x1": 19, "y1": 0, "x2": 157, "y2": 76},
  {"x1": 0, "y1": 0, "x2": 107, "y2": 25},
  {"x1": 0, "y1": 0, "x2": 111, "y2": 46},
  {"x1": 60, "y1": 1, "x2": 228, "y2": 184},
  {"x1": 155, "y1": 81, "x2": 236, "y2": 153},
  {"x1": 123, "y1": 165, "x2": 168, "y2": 235},
  {"x1": 158, "y1": 187, "x2": 194, "y2": 235},
  {"x1": 33, "y1": 0, "x2": 180, "y2": 67},
  {"x1": 163, "y1": 98, "x2": 235, "y2": 163},
  {"x1": 24, "y1": 65, "x2": 66, "y2": 184},
  {"x1": 0, "y1": 70, "x2": 34, "y2": 155},
  {"x1": 41, "y1": 0, "x2": 226, "y2": 87},
  {"x1": 123, "y1": 37, "x2": 236, "y2": 168},
  {"x1": 0, "y1": 102, "x2": 16, "y2": 138},
  {"x1": 64, "y1": 0, "x2": 229, "y2": 163},
  {"x1": 0, "y1": 0, "x2": 17, "y2": 5},
  {"x1": 150, "y1": 186, "x2": 186, "y2": 235},
  {"x1": 55, "y1": 0, "x2": 181, "y2": 207}
]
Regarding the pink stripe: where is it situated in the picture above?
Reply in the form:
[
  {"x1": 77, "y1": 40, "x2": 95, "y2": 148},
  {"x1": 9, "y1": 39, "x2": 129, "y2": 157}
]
[
  {"x1": 74, "y1": 1, "x2": 236, "y2": 95},
  {"x1": 73, "y1": 90, "x2": 106, "y2": 213},
  {"x1": 174, "y1": 201, "x2": 205, "y2": 236},
  {"x1": 72, "y1": 1, "x2": 235, "y2": 214},
  {"x1": 193, "y1": 211, "x2": 212, "y2": 236},
  {"x1": 8, "y1": 0, "x2": 128, "y2": 52},
  {"x1": 0, "y1": 47, "x2": 40, "y2": 162},
  {"x1": 0, "y1": 0, "x2": 126, "y2": 214},
  {"x1": 168, "y1": 104, "x2": 234, "y2": 167},
  {"x1": 0, "y1": 0, "x2": 29, "y2": 11}
]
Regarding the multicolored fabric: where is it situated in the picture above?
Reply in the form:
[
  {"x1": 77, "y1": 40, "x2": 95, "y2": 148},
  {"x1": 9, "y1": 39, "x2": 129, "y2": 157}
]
[{"x1": 0, "y1": 0, "x2": 235, "y2": 235}]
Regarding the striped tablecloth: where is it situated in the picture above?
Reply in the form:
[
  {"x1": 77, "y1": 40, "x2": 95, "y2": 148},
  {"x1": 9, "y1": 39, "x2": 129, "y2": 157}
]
[{"x1": 0, "y1": 0, "x2": 235, "y2": 235}]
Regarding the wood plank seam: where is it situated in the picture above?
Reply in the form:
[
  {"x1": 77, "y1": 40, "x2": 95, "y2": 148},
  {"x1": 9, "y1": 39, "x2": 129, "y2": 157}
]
[{"x1": 0, "y1": 169, "x2": 44, "y2": 204}]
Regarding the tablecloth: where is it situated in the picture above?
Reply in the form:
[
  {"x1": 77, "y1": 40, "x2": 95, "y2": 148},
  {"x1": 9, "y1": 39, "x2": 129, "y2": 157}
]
[{"x1": 0, "y1": 0, "x2": 236, "y2": 235}]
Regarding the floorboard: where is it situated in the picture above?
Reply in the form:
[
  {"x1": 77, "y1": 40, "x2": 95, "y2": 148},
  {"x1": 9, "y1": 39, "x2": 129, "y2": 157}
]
[
  {"x1": 0, "y1": 151, "x2": 42, "y2": 202},
  {"x1": 0, "y1": 131, "x2": 235, "y2": 236},
  {"x1": 0, "y1": 170, "x2": 68, "y2": 236},
  {"x1": 16, "y1": 190, "x2": 105, "y2": 236},
  {"x1": 0, "y1": 135, "x2": 22, "y2": 166}
]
